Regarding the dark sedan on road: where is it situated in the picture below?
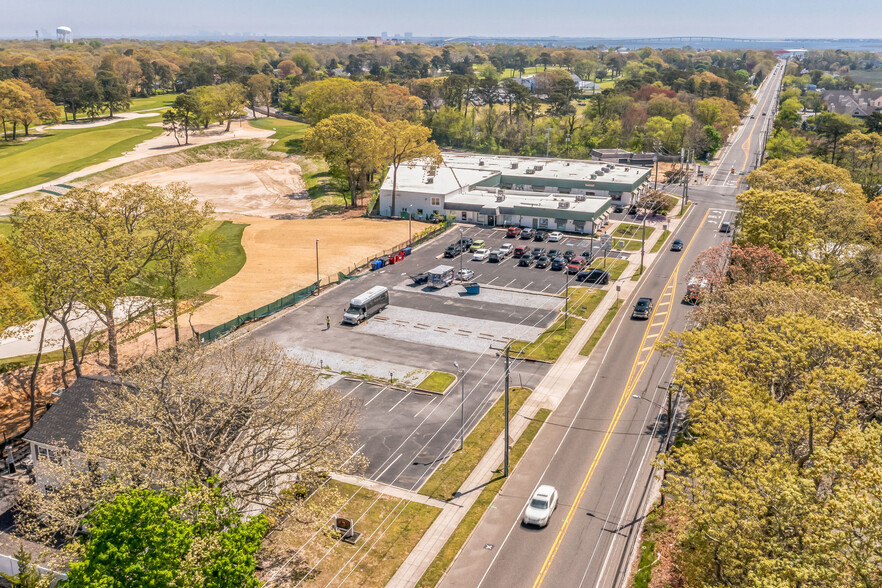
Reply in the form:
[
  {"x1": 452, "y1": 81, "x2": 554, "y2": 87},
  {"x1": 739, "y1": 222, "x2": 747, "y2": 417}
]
[
  {"x1": 534, "y1": 255, "x2": 550, "y2": 268},
  {"x1": 631, "y1": 297, "x2": 654, "y2": 320},
  {"x1": 670, "y1": 238, "x2": 683, "y2": 251}
]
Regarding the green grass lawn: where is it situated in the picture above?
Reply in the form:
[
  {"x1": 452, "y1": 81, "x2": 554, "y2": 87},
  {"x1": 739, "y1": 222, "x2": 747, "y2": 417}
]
[
  {"x1": 509, "y1": 315, "x2": 585, "y2": 362},
  {"x1": 650, "y1": 230, "x2": 671, "y2": 253},
  {"x1": 588, "y1": 258, "x2": 629, "y2": 281},
  {"x1": 132, "y1": 220, "x2": 248, "y2": 298},
  {"x1": 299, "y1": 157, "x2": 348, "y2": 216},
  {"x1": 416, "y1": 371, "x2": 456, "y2": 394},
  {"x1": 129, "y1": 94, "x2": 175, "y2": 111},
  {"x1": 580, "y1": 300, "x2": 621, "y2": 356},
  {"x1": 566, "y1": 288, "x2": 605, "y2": 319},
  {"x1": 0, "y1": 114, "x2": 163, "y2": 194},
  {"x1": 417, "y1": 408, "x2": 551, "y2": 588},
  {"x1": 612, "y1": 223, "x2": 655, "y2": 241},
  {"x1": 248, "y1": 117, "x2": 310, "y2": 154},
  {"x1": 262, "y1": 480, "x2": 440, "y2": 587},
  {"x1": 418, "y1": 387, "x2": 531, "y2": 501},
  {"x1": 0, "y1": 216, "x2": 11, "y2": 239}
]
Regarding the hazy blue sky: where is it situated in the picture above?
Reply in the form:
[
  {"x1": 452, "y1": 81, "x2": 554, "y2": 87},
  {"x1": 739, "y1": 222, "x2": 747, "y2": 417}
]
[{"x1": 3, "y1": 0, "x2": 881, "y2": 39}]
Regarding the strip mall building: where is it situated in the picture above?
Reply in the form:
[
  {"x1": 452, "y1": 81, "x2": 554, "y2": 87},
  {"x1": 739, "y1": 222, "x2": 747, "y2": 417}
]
[{"x1": 378, "y1": 153, "x2": 651, "y2": 234}]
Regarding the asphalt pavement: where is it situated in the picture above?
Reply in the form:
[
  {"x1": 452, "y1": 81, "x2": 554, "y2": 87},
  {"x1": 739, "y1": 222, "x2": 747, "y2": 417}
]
[{"x1": 439, "y1": 61, "x2": 787, "y2": 588}]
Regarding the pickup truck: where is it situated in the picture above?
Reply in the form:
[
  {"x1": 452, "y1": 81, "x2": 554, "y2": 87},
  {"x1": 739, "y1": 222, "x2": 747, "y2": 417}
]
[{"x1": 631, "y1": 297, "x2": 654, "y2": 320}]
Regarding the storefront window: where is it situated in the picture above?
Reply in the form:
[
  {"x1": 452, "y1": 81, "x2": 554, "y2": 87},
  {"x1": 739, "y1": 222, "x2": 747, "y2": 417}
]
[{"x1": 538, "y1": 218, "x2": 549, "y2": 227}]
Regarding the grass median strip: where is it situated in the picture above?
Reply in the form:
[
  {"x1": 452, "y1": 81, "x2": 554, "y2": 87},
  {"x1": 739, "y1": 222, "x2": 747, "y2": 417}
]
[
  {"x1": 649, "y1": 230, "x2": 671, "y2": 253},
  {"x1": 416, "y1": 408, "x2": 552, "y2": 588},
  {"x1": 565, "y1": 288, "x2": 604, "y2": 319},
  {"x1": 580, "y1": 300, "x2": 622, "y2": 356},
  {"x1": 418, "y1": 386, "x2": 531, "y2": 501},
  {"x1": 508, "y1": 315, "x2": 585, "y2": 362},
  {"x1": 417, "y1": 371, "x2": 456, "y2": 394},
  {"x1": 260, "y1": 480, "x2": 441, "y2": 586}
]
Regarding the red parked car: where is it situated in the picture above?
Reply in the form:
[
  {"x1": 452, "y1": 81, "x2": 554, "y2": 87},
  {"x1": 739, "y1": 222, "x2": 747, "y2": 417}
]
[{"x1": 506, "y1": 226, "x2": 522, "y2": 238}]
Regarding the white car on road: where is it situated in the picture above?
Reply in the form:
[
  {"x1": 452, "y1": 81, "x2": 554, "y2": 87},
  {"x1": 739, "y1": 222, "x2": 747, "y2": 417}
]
[
  {"x1": 522, "y1": 484, "x2": 558, "y2": 528},
  {"x1": 547, "y1": 231, "x2": 563, "y2": 242},
  {"x1": 457, "y1": 268, "x2": 475, "y2": 281},
  {"x1": 471, "y1": 248, "x2": 490, "y2": 261}
]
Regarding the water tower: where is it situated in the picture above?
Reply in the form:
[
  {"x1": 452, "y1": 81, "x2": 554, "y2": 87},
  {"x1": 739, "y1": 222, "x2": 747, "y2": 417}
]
[{"x1": 56, "y1": 26, "x2": 72, "y2": 43}]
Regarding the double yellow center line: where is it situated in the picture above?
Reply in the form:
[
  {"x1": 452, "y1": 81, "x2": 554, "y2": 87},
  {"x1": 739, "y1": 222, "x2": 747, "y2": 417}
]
[{"x1": 532, "y1": 209, "x2": 710, "y2": 587}]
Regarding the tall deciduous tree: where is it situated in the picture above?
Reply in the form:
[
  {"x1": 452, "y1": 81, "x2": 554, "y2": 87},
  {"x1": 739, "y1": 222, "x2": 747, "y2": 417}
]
[
  {"x1": 246, "y1": 73, "x2": 273, "y2": 117},
  {"x1": 163, "y1": 93, "x2": 200, "y2": 144},
  {"x1": 382, "y1": 120, "x2": 442, "y2": 217},
  {"x1": 208, "y1": 82, "x2": 246, "y2": 131},
  {"x1": 304, "y1": 113, "x2": 384, "y2": 207}
]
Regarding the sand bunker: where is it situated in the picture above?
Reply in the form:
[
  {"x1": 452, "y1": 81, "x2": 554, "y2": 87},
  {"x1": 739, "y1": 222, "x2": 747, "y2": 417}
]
[{"x1": 107, "y1": 159, "x2": 310, "y2": 218}]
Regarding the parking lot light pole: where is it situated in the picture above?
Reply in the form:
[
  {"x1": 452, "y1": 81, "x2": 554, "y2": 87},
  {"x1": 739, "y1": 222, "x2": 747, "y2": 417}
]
[
  {"x1": 458, "y1": 228, "x2": 465, "y2": 279},
  {"x1": 315, "y1": 239, "x2": 320, "y2": 294},
  {"x1": 408, "y1": 205, "x2": 413, "y2": 245},
  {"x1": 454, "y1": 361, "x2": 464, "y2": 451},
  {"x1": 640, "y1": 212, "x2": 646, "y2": 275}
]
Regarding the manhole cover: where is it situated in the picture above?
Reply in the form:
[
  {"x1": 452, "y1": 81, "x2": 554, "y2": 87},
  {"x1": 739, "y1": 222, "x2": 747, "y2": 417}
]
[{"x1": 484, "y1": 544, "x2": 494, "y2": 550}]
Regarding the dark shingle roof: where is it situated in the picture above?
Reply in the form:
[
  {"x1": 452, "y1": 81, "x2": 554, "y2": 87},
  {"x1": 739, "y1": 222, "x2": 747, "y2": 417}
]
[{"x1": 23, "y1": 375, "x2": 122, "y2": 451}]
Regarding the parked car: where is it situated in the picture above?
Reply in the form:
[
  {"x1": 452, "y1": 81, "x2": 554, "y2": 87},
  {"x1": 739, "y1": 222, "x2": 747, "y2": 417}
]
[
  {"x1": 548, "y1": 249, "x2": 562, "y2": 258},
  {"x1": 470, "y1": 239, "x2": 486, "y2": 251},
  {"x1": 443, "y1": 243, "x2": 462, "y2": 258},
  {"x1": 532, "y1": 247, "x2": 546, "y2": 257},
  {"x1": 535, "y1": 255, "x2": 551, "y2": 268},
  {"x1": 457, "y1": 268, "x2": 474, "y2": 281},
  {"x1": 719, "y1": 222, "x2": 732, "y2": 233},
  {"x1": 577, "y1": 269, "x2": 610, "y2": 284},
  {"x1": 613, "y1": 204, "x2": 624, "y2": 213},
  {"x1": 506, "y1": 226, "x2": 522, "y2": 238},
  {"x1": 581, "y1": 249, "x2": 593, "y2": 259},
  {"x1": 632, "y1": 297, "x2": 654, "y2": 319},
  {"x1": 670, "y1": 238, "x2": 683, "y2": 251},
  {"x1": 533, "y1": 231, "x2": 548, "y2": 242},
  {"x1": 499, "y1": 243, "x2": 514, "y2": 255},
  {"x1": 628, "y1": 206, "x2": 638, "y2": 215},
  {"x1": 513, "y1": 245, "x2": 528, "y2": 258},
  {"x1": 548, "y1": 231, "x2": 563, "y2": 242},
  {"x1": 518, "y1": 254, "x2": 535, "y2": 267},
  {"x1": 471, "y1": 248, "x2": 489, "y2": 261},
  {"x1": 520, "y1": 228, "x2": 535, "y2": 240},
  {"x1": 488, "y1": 250, "x2": 505, "y2": 263},
  {"x1": 563, "y1": 250, "x2": 576, "y2": 261},
  {"x1": 522, "y1": 485, "x2": 558, "y2": 528},
  {"x1": 459, "y1": 236, "x2": 473, "y2": 250},
  {"x1": 566, "y1": 256, "x2": 586, "y2": 273},
  {"x1": 550, "y1": 257, "x2": 566, "y2": 271}
]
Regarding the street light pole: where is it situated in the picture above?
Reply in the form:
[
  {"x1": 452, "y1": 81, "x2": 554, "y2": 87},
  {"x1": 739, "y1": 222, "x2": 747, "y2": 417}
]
[
  {"x1": 458, "y1": 228, "x2": 465, "y2": 279},
  {"x1": 564, "y1": 267, "x2": 570, "y2": 328},
  {"x1": 454, "y1": 362, "x2": 464, "y2": 451},
  {"x1": 504, "y1": 345, "x2": 510, "y2": 477},
  {"x1": 315, "y1": 238, "x2": 320, "y2": 294},
  {"x1": 408, "y1": 205, "x2": 413, "y2": 245},
  {"x1": 640, "y1": 210, "x2": 646, "y2": 275}
]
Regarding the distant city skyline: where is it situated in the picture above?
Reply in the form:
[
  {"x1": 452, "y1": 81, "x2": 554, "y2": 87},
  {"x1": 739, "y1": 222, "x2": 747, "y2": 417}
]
[{"x1": 3, "y1": 0, "x2": 882, "y2": 41}]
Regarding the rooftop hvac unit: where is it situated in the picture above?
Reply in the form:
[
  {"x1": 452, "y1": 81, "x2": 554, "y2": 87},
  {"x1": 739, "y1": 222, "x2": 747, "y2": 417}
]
[
  {"x1": 558, "y1": 201, "x2": 570, "y2": 208},
  {"x1": 511, "y1": 162, "x2": 519, "y2": 169},
  {"x1": 625, "y1": 167, "x2": 629, "y2": 171},
  {"x1": 479, "y1": 160, "x2": 485, "y2": 166},
  {"x1": 609, "y1": 164, "x2": 616, "y2": 169},
  {"x1": 426, "y1": 177, "x2": 434, "y2": 184},
  {"x1": 575, "y1": 195, "x2": 586, "y2": 202},
  {"x1": 590, "y1": 174, "x2": 597, "y2": 180},
  {"x1": 525, "y1": 168, "x2": 535, "y2": 174},
  {"x1": 596, "y1": 170, "x2": 605, "y2": 176},
  {"x1": 495, "y1": 194, "x2": 505, "y2": 202},
  {"x1": 535, "y1": 164, "x2": 544, "y2": 171}
]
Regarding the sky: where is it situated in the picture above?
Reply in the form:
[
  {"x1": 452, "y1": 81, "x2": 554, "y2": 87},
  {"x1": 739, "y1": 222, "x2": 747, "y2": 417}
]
[{"x1": 3, "y1": 0, "x2": 882, "y2": 40}]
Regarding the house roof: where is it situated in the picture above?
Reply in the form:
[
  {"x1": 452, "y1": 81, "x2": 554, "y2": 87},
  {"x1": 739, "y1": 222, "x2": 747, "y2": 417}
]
[{"x1": 23, "y1": 375, "x2": 123, "y2": 451}]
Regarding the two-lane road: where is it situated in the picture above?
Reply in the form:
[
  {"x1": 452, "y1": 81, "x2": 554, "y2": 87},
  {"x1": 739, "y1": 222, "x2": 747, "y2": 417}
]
[{"x1": 439, "y1": 62, "x2": 785, "y2": 588}]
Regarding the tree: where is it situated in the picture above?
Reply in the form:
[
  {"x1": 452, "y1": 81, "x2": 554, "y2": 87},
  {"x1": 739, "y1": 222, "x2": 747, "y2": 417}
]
[
  {"x1": 276, "y1": 60, "x2": 302, "y2": 78},
  {"x1": 0, "y1": 544, "x2": 52, "y2": 588},
  {"x1": 0, "y1": 79, "x2": 30, "y2": 140},
  {"x1": 765, "y1": 129, "x2": 808, "y2": 160},
  {"x1": 304, "y1": 113, "x2": 384, "y2": 207},
  {"x1": 112, "y1": 56, "x2": 142, "y2": 94},
  {"x1": 811, "y1": 111, "x2": 862, "y2": 163},
  {"x1": 382, "y1": 120, "x2": 442, "y2": 217},
  {"x1": 65, "y1": 487, "x2": 267, "y2": 588},
  {"x1": 140, "y1": 183, "x2": 213, "y2": 342},
  {"x1": 245, "y1": 73, "x2": 273, "y2": 117},
  {"x1": 208, "y1": 82, "x2": 246, "y2": 131},
  {"x1": 727, "y1": 243, "x2": 793, "y2": 285},
  {"x1": 163, "y1": 93, "x2": 200, "y2": 145},
  {"x1": 48, "y1": 55, "x2": 94, "y2": 121},
  {"x1": 96, "y1": 69, "x2": 130, "y2": 117}
]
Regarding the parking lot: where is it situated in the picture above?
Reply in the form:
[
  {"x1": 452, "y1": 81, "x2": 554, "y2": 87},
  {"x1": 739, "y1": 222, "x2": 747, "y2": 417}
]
[{"x1": 432, "y1": 226, "x2": 629, "y2": 295}]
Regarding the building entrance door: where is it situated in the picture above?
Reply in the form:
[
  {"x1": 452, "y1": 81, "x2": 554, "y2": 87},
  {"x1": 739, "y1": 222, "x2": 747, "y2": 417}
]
[
  {"x1": 532, "y1": 218, "x2": 539, "y2": 228},
  {"x1": 487, "y1": 215, "x2": 496, "y2": 226}
]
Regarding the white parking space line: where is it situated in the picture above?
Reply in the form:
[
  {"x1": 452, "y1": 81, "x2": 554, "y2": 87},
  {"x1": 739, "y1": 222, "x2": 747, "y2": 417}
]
[
  {"x1": 523, "y1": 281, "x2": 534, "y2": 290},
  {"x1": 341, "y1": 381, "x2": 364, "y2": 399},
  {"x1": 541, "y1": 283, "x2": 553, "y2": 292},
  {"x1": 364, "y1": 385, "x2": 388, "y2": 407},
  {"x1": 413, "y1": 397, "x2": 435, "y2": 418},
  {"x1": 373, "y1": 453, "x2": 402, "y2": 481},
  {"x1": 388, "y1": 392, "x2": 410, "y2": 412},
  {"x1": 505, "y1": 279, "x2": 516, "y2": 288},
  {"x1": 487, "y1": 276, "x2": 499, "y2": 285}
]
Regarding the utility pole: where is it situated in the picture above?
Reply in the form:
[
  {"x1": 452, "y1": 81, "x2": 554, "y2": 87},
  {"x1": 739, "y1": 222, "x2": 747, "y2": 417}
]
[
  {"x1": 454, "y1": 362, "x2": 464, "y2": 451},
  {"x1": 653, "y1": 155, "x2": 659, "y2": 190},
  {"x1": 640, "y1": 212, "x2": 646, "y2": 275},
  {"x1": 504, "y1": 346, "x2": 510, "y2": 477},
  {"x1": 564, "y1": 268, "x2": 570, "y2": 328},
  {"x1": 315, "y1": 238, "x2": 320, "y2": 294},
  {"x1": 458, "y1": 228, "x2": 465, "y2": 279}
]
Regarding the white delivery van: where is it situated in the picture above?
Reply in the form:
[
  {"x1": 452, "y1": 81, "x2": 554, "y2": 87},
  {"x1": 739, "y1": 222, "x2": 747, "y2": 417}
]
[{"x1": 342, "y1": 286, "x2": 389, "y2": 325}]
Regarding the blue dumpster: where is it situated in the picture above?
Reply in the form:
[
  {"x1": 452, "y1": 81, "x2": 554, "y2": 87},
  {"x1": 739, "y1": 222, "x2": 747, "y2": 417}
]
[
  {"x1": 463, "y1": 282, "x2": 480, "y2": 295},
  {"x1": 404, "y1": 247, "x2": 413, "y2": 256},
  {"x1": 370, "y1": 259, "x2": 384, "y2": 271}
]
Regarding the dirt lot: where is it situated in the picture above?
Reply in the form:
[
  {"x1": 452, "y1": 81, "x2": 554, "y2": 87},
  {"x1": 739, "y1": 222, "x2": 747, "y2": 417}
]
[
  {"x1": 189, "y1": 216, "x2": 432, "y2": 329},
  {"x1": 106, "y1": 159, "x2": 311, "y2": 218}
]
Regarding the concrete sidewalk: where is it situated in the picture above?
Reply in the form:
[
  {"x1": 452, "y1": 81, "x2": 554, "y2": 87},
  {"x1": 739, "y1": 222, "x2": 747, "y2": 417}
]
[{"x1": 386, "y1": 210, "x2": 689, "y2": 587}]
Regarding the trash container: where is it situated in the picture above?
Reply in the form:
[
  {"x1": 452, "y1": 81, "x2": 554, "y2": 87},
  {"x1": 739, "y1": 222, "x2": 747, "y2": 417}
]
[
  {"x1": 387, "y1": 254, "x2": 397, "y2": 265},
  {"x1": 370, "y1": 259, "x2": 383, "y2": 271},
  {"x1": 404, "y1": 247, "x2": 412, "y2": 256}
]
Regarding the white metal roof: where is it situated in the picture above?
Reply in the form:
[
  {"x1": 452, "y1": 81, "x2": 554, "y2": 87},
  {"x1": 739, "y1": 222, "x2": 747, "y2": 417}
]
[{"x1": 350, "y1": 285, "x2": 388, "y2": 306}]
